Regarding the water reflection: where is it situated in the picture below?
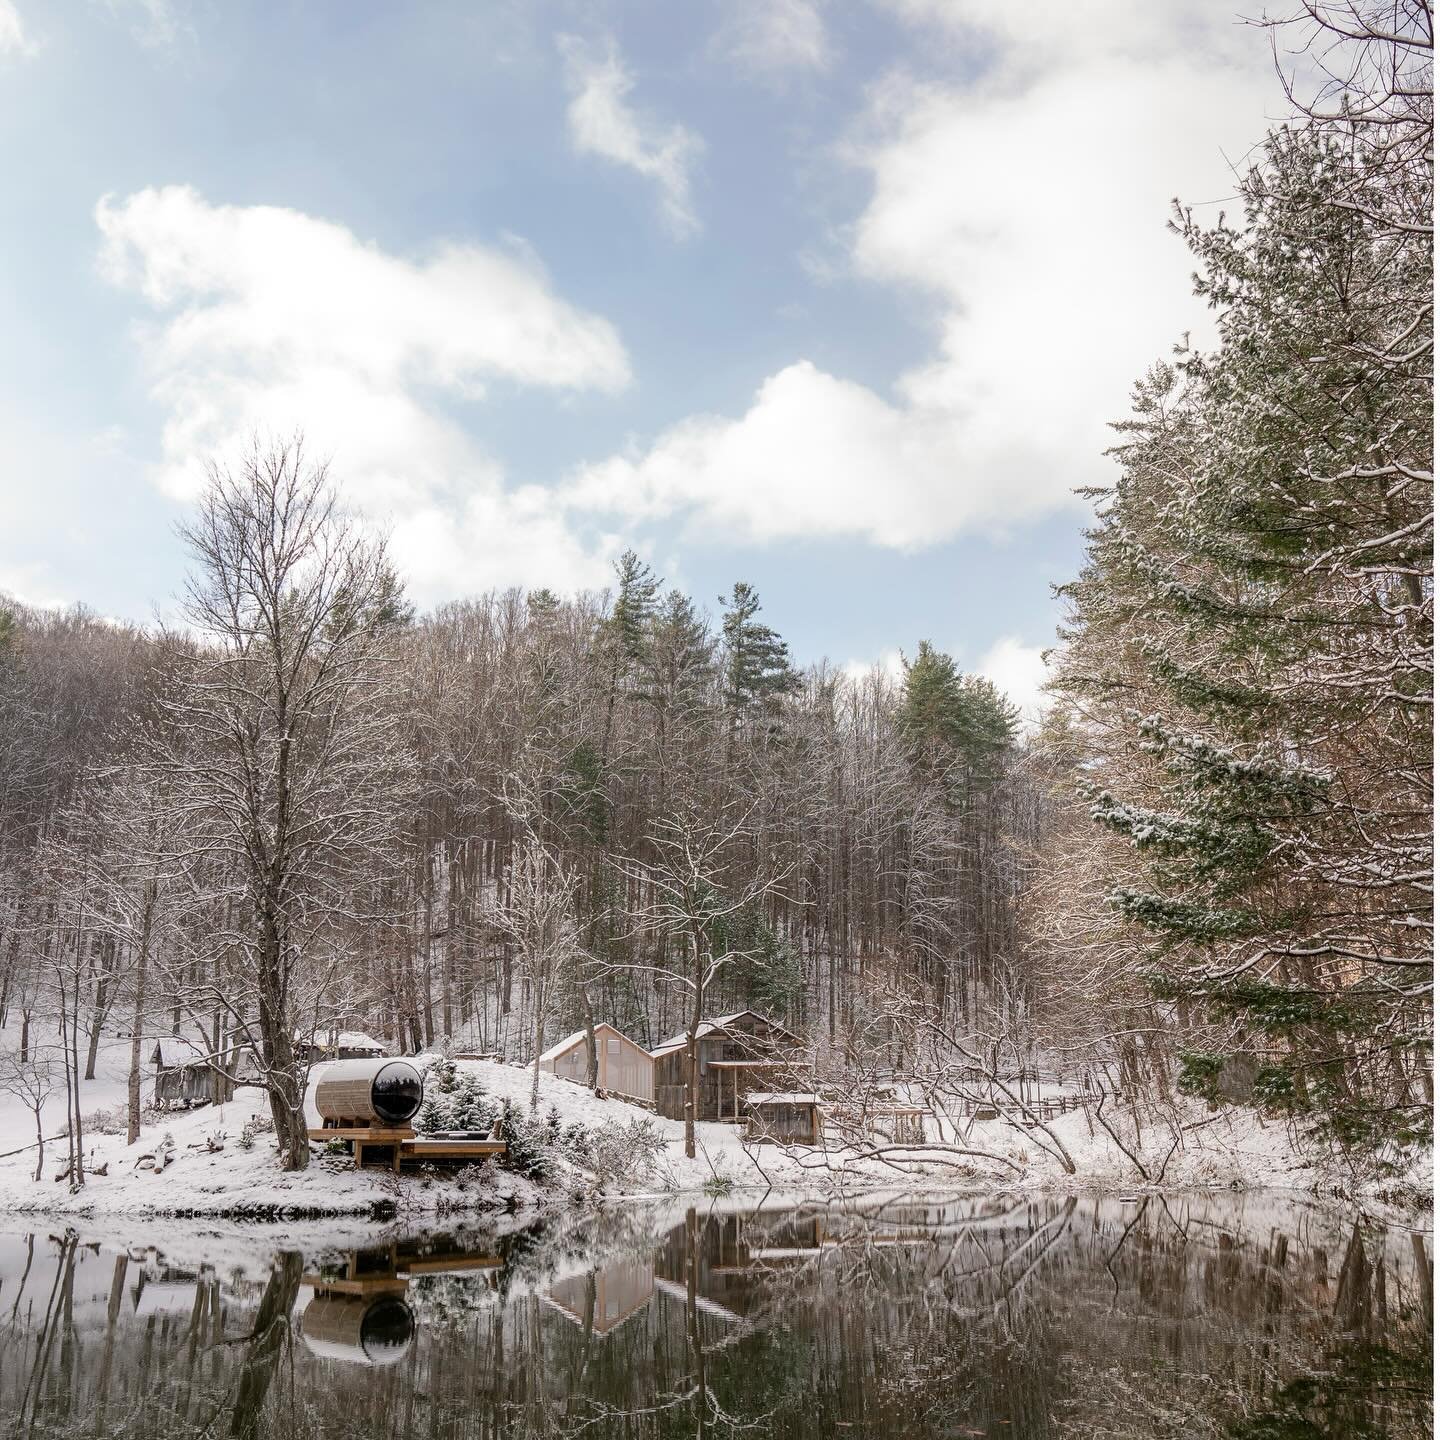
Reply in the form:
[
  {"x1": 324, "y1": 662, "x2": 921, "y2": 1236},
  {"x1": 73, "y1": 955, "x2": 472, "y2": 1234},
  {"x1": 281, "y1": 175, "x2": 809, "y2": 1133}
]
[{"x1": 0, "y1": 1195, "x2": 1429, "y2": 1438}]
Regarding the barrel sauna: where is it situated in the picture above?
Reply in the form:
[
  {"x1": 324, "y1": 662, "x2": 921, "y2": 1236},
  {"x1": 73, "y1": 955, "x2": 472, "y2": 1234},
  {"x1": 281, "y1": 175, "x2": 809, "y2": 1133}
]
[
  {"x1": 300, "y1": 1293, "x2": 414, "y2": 1366},
  {"x1": 313, "y1": 1059, "x2": 424, "y2": 1127}
]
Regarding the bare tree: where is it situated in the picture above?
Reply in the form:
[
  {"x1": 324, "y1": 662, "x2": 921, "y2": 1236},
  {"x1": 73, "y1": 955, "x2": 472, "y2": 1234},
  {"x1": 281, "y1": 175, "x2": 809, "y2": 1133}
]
[
  {"x1": 0, "y1": 1045, "x2": 55, "y2": 1182},
  {"x1": 142, "y1": 437, "x2": 414, "y2": 1169},
  {"x1": 612, "y1": 800, "x2": 790, "y2": 1159},
  {"x1": 485, "y1": 834, "x2": 583, "y2": 1111}
]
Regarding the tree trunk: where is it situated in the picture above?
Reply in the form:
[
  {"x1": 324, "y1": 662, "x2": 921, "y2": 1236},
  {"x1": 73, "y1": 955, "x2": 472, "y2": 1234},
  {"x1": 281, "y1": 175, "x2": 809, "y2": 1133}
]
[{"x1": 126, "y1": 883, "x2": 153, "y2": 1145}]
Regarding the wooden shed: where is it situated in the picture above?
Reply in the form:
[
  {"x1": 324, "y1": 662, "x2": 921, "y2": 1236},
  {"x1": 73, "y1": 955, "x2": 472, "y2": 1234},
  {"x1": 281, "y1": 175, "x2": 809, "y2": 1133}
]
[
  {"x1": 744, "y1": 1092, "x2": 821, "y2": 1146},
  {"x1": 299, "y1": 1029, "x2": 389, "y2": 1063},
  {"x1": 650, "y1": 1011, "x2": 807, "y2": 1124},
  {"x1": 539, "y1": 1023, "x2": 654, "y2": 1106},
  {"x1": 150, "y1": 1038, "x2": 212, "y2": 1109}
]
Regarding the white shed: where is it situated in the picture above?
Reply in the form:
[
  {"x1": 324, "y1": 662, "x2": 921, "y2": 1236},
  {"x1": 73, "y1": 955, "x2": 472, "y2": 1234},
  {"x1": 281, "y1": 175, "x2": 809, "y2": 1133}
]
[{"x1": 539, "y1": 1023, "x2": 653, "y2": 1106}]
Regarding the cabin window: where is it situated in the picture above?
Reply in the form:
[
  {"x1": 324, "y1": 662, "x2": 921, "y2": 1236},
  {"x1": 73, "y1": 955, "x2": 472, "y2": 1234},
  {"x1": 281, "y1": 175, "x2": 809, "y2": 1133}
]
[{"x1": 607, "y1": 1038, "x2": 620, "y2": 1056}]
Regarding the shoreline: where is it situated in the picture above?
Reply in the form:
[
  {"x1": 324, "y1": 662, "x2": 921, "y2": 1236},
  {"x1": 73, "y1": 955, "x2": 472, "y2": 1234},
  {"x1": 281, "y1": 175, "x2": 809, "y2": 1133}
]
[
  {"x1": 0, "y1": 1172, "x2": 1428, "y2": 1231},
  {"x1": 0, "y1": 1058, "x2": 1428, "y2": 1231}
]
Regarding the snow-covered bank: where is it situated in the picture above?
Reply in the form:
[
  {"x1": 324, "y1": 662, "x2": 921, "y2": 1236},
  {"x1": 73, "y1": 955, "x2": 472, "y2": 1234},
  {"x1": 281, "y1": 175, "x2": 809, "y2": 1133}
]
[{"x1": 0, "y1": 1055, "x2": 1428, "y2": 1223}]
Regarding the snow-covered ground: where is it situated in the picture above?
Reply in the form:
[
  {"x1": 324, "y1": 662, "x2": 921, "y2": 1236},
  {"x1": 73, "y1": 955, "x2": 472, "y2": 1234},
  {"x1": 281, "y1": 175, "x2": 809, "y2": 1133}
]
[{"x1": 0, "y1": 1042, "x2": 1429, "y2": 1223}]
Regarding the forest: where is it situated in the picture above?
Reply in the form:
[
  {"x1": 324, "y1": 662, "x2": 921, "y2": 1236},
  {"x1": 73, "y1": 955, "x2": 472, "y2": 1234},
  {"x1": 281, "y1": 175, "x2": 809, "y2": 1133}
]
[{"x1": 0, "y1": 1, "x2": 1430, "y2": 1180}]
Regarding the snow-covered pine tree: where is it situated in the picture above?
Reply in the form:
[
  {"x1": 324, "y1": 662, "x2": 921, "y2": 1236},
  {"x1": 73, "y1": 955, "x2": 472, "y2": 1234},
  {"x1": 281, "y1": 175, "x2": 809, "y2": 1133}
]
[{"x1": 1054, "y1": 19, "x2": 1432, "y2": 1147}]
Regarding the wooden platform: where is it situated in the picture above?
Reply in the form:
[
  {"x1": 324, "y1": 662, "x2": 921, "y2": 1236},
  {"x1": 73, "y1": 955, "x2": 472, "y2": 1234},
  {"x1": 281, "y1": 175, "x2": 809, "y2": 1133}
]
[
  {"x1": 402, "y1": 1138, "x2": 506, "y2": 1161},
  {"x1": 308, "y1": 1127, "x2": 506, "y2": 1170}
]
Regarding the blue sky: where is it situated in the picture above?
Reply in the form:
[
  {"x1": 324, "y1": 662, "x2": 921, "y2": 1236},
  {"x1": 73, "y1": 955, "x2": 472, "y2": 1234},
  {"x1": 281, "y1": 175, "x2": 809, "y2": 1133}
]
[{"x1": 0, "y1": 0, "x2": 1282, "y2": 713}]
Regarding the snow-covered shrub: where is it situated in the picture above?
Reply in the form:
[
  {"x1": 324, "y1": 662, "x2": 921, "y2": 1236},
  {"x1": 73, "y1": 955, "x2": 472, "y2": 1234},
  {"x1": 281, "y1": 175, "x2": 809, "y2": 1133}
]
[
  {"x1": 238, "y1": 1119, "x2": 257, "y2": 1151},
  {"x1": 561, "y1": 1120, "x2": 591, "y2": 1163},
  {"x1": 587, "y1": 1117, "x2": 668, "y2": 1187},
  {"x1": 415, "y1": 1073, "x2": 499, "y2": 1135},
  {"x1": 83, "y1": 1105, "x2": 127, "y2": 1137},
  {"x1": 428, "y1": 1053, "x2": 459, "y2": 1095},
  {"x1": 451, "y1": 1075, "x2": 499, "y2": 1133},
  {"x1": 497, "y1": 1098, "x2": 551, "y2": 1180}
]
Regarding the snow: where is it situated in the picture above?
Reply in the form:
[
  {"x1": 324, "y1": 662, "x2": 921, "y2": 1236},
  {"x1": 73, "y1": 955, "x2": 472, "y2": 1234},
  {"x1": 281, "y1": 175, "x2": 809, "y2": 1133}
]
[
  {"x1": 303, "y1": 1030, "x2": 387, "y2": 1054},
  {"x1": 151, "y1": 1037, "x2": 207, "y2": 1067},
  {"x1": 0, "y1": 1025, "x2": 1428, "y2": 1224},
  {"x1": 650, "y1": 1010, "x2": 789, "y2": 1056}
]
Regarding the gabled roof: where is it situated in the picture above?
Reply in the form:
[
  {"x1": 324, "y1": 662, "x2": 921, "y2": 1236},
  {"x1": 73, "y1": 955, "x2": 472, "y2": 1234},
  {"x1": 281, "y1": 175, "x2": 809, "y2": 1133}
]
[
  {"x1": 538, "y1": 1022, "x2": 639, "y2": 1064},
  {"x1": 301, "y1": 1030, "x2": 387, "y2": 1053},
  {"x1": 151, "y1": 1037, "x2": 207, "y2": 1068},
  {"x1": 650, "y1": 1010, "x2": 798, "y2": 1060}
]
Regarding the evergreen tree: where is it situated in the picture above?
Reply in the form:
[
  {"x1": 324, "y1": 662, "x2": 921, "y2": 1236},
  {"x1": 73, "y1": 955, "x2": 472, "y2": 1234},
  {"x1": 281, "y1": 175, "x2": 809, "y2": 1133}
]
[
  {"x1": 899, "y1": 642, "x2": 1018, "y2": 781},
  {"x1": 720, "y1": 582, "x2": 799, "y2": 734},
  {"x1": 599, "y1": 550, "x2": 661, "y2": 763},
  {"x1": 1053, "y1": 102, "x2": 1432, "y2": 1145}
]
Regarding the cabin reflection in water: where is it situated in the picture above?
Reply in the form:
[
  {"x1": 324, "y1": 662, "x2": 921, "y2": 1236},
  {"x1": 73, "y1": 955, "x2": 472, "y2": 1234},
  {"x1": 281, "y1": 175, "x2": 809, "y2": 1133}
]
[{"x1": 544, "y1": 1211, "x2": 828, "y2": 1339}]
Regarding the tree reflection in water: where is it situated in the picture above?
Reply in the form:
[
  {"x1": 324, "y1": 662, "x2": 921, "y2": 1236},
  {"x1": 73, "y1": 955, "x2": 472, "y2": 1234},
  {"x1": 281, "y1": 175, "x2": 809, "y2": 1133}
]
[{"x1": 0, "y1": 1195, "x2": 1429, "y2": 1439}]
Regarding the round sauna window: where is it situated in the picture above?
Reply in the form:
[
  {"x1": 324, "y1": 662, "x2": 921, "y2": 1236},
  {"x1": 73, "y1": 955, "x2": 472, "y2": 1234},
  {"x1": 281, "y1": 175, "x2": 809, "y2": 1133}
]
[
  {"x1": 360, "y1": 1297, "x2": 414, "y2": 1365},
  {"x1": 371, "y1": 1061, "x2": 424, "y2": 1124}
]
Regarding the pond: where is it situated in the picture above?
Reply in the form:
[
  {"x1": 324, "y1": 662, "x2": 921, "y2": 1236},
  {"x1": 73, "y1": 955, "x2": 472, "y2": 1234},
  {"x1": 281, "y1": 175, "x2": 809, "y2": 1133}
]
[{"x1": 0, "y1": 1192, "x2": 1430, "y2": 1438}]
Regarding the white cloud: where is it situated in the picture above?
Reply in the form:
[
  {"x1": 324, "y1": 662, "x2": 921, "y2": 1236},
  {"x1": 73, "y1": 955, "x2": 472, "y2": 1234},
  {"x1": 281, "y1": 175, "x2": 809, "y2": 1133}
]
[
  {"x1": 978, "y1": 635, "x2": 1051, "y2": 726},
  {"x1": 95, "y1": 185, "x2": 631, "y2": 601},
  {"x1": 0, "y1": 1, "x2": 37, "y2": 58},
  {"x1": 558, "y1": 33, "x2": 703, "y2": 238},
  {"x1": 841, "y1": 647, "x2": 906, "y2": 685},
  {"x1": 720, "y1": 0, "x2": 831, "y2": 75},
  {"x1": 564, "y1": 2, "x2": 1273, "y2": 550},
  {"x1": 0, "y1": 564, "x2": 67, "y2": 610}
]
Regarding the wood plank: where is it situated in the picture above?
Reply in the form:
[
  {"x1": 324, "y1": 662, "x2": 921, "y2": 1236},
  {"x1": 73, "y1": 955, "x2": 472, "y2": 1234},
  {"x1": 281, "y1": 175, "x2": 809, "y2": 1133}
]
[
  {"x1": 400, "y1": 1140, "x2": 506, "y2": 1159},
  {"x1": 397, "y1": 1255, "x2": 503, "y2": 1274},
  {"x1": 307, "y1": 1127, "x2": 415, "y2": 1142},
  {"x1": 300, "y1": 1275, "x2": 408, "y2": 1296}
]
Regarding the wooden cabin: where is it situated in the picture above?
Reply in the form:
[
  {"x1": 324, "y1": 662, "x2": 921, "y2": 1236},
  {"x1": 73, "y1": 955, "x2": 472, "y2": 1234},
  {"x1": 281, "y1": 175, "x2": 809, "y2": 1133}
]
[
  {"x1": 744, "y1": 1091, "x2": 821, "y2": 1146},
  {"x1": 150, "y1": 1037, "x2": 212, "y2": 1109},
  {"x1": 650, "y1": 1011, "x2": 807, "y2": 1123},
  {"x1": 539, "y1": 1023, "x2": 654, "y2": 1106},
  {"x1": 299, "y1": 1029, "x2": 389, "y2": 1063}
]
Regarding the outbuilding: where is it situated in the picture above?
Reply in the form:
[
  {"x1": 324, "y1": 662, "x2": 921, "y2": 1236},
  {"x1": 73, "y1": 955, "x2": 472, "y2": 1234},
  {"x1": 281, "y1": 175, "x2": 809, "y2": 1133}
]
[
  {"x1": 650, "y1": 1011, "x2": 807, "y2": 1124},
  {"x1": 300, "y1": 1030, "x2": 389, "y2": 1063},
  {"x1": 539, "y1": 1023, "x2": 654, "y2": 1106},
  {"x1": 744, "y1": 1092, "x2": 821, "y2": 1146},
  {"x1": 150, "y1": 1037, "x2": 212, "y2": 1109}
]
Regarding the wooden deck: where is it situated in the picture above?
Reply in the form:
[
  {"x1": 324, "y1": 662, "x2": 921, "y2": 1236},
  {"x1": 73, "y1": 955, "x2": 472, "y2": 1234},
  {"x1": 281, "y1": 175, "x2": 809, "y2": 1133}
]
[{"x1": 308, "y1": 1127, "x2": 506, "y2": 1170}]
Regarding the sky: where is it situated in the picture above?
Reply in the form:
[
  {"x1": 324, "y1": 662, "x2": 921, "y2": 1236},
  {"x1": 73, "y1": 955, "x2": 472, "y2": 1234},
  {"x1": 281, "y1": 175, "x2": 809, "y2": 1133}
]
[{"x1": 0, "y1": 0, "x2": 1288, "y2": 716}]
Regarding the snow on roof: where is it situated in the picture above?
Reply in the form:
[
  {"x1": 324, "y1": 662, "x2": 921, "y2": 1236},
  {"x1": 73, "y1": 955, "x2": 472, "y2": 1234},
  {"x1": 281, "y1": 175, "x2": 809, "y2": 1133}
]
[
  {"x1": 133, "y1": 1280, "x2": 200, "y2": 1316},
  {"x1": 538, "y1": 1023, "x2": 637, "y2": 1064},
  {"x1": 538, "y1": 1030, "x2": 587, "y2": 1063},
  {"x1": 651, "y1": 1011, "x2": 794, "y2": 1058},
  {"x1": 745, "y1": 1093, "x2": 818, "y2": 1106},
  {"x1": 151, "y1": 1037, "x2": 207, "y2": 1068},
  {"x1": 303, "y1": 1030, "x2": 387, "y2": 1052}
]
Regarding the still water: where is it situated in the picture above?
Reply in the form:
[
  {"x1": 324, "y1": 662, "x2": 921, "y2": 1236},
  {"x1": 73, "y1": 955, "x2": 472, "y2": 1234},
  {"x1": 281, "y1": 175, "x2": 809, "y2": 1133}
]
[{"x1": 0, "y1": 1193, "x2": 1430, "y2": 1439}]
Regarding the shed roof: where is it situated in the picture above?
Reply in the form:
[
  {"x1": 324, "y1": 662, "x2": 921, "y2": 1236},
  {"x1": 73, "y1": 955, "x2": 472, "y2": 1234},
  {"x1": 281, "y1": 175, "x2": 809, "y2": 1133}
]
[
  {"x1": 650, "y1": 1010, "x2": 796, "y2": 1059},
  {"x1": 302, "y1": 1030, "x2": 387, "y2": 1053},
  {"x1": 150, "y1": 1037, "x2": 207, "y2": 1069},
  {"x1": 538, "y1": 1022, "x2": 641, "y2": 1064}
]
